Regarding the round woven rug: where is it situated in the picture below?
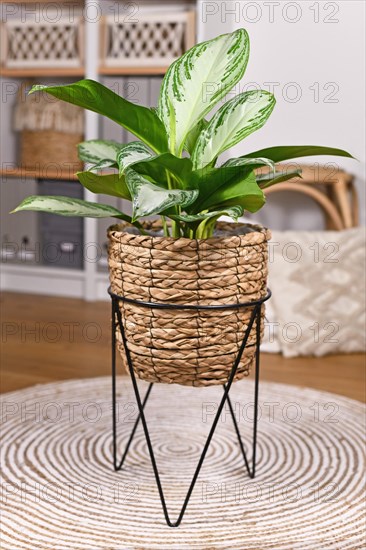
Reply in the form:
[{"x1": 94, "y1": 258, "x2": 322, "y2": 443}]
[{"x1": 1, "y1": 377, "x2": 365, "y2": 549}]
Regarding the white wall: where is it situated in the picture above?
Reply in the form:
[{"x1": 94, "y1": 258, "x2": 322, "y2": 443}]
[{"x1": 197, "y1": 0, "x2": 366, "y2": 229}]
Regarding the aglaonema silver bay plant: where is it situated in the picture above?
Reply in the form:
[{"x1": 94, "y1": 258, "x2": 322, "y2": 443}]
[{"x1": 13, "y1": 28, "x2": 353, "y2": 238}]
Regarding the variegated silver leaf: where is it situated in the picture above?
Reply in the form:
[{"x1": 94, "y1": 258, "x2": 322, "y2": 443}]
[
  {"x1": 223, "y1": 156, "x2": 275, "y2": 171},
  {"x1": 125, "y1": 169, "x2": 198, "y2": 221},
  {"x1": 78, "y1": 140, "x2": 121, "y2": 164},
  {"x1": 158, "y1": 29, "x2": 250, "y2": 155},
  {"x1": 192, "y1": 91, "x2": 276, "y2": 169},
  {"x1": 11, "y1": 195, "x2": 127, "y2": 218},
  {"x1": 117, "y1": 142, "x2": 154, "y2": 175}
]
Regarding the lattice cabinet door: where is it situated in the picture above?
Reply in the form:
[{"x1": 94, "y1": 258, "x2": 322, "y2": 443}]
[
  {"x1": 1, "y1": 16, "x2": 84, "y2": 69},
  {"x1": 100, "y1": 11, "x2": 196, "y2": 69}
]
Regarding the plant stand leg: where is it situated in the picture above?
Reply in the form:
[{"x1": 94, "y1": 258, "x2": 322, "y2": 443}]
[
  {"x1": 111, "y1": 296, "x2": 262, "y2": 527},
  {"x1": 224, "y1": 304, "x2": 262, "y2": 479},
  {"x1": 111, "y1": 298, "x2": 153, "y2": 471}
]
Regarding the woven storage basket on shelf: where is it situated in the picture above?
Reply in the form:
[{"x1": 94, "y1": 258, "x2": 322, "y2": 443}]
[
  {"x1": 19, "y1": 130, "x2": 83, "y2": 171},
  {"x1": 108, "y1": 221, "x2": 271, "y2": 387},
  {"x1": 13, "y1": 84, "x2": 84, "y2": 171}
]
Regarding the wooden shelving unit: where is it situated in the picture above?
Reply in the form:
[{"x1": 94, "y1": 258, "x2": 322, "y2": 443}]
[
  {"x1": 2, "y1": 67, "x2": 167, "y2": 78},
  {"x1": 0, "y1": 167, "x2": 79, "y2": 181},
  {"x1": 99, "y1": 66, "x2": 169, "y2": 76},
  {"x1": 0, "y1": 0, "x2": 197, "y2": 300},
  {"x1": 0, "y1": 0, "x2": 83, "y2": 3},
  {"x1": 0, "y1": 68, "x2": 85, "y2": 78}
]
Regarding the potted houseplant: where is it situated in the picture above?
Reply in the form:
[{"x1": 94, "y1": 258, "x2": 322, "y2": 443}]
[{"x1": 13, "y1": 28, "x2": 352, "y2": 386}]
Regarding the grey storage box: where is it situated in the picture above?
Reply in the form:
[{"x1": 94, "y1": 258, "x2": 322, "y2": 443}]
[{"x1": 39, "y1": 180, "x2": 84, "y2": 269}]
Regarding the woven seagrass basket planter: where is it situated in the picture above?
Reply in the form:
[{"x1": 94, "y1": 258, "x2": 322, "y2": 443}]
[{"x1": 108, "y1": 220, "x2": 270, "y2": 387}]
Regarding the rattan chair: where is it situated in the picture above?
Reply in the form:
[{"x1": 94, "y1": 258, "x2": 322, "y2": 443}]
[{"x1": 263, "y1": 164, "x2": 358, "y2": 230}]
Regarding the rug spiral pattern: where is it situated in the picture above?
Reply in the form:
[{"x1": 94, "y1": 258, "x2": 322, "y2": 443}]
[{"x1": 1, "y1": 377, "x2": 365, "y2": 549}]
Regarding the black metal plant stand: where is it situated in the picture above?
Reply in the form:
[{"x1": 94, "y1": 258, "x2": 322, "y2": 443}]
[{"x1": 109, "y1": 287, "x2": 271, "y2": 527}]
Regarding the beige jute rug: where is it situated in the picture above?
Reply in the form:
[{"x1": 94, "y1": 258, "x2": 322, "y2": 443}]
[{"x1": 0, "y1": 377, "x2": 365, "y2": 549}]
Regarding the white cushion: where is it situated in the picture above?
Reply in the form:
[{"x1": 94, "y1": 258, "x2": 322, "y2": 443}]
[
  {"x1": 260, "y1": 297, "x2": 282, "y2": 353},
  {"x1": 266, "y1": 227, "x2": 366, "y2": 357}
]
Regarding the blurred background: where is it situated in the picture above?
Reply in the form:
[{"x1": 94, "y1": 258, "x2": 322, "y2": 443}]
[{"x1": 1, "y1": 0, "x2": 365, "y2": 399}]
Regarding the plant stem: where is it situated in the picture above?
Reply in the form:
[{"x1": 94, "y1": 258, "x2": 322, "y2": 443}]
[
  {"x1": 161, "y1": 216, "x2": 170, "y2": 237},
  {"x1": 166, "y1": 172, "x2": 181, "y2": 238},
  {"x1": 172, "y1": 223, "x2": 181, "y2": 238}
]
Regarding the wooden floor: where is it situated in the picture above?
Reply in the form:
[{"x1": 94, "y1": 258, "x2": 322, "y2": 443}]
[{"x1": 1, "y1": 292, "x2": 365, "y2": 401}]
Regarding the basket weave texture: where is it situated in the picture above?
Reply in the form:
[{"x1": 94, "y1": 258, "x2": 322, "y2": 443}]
[
  {"x1": 108, "y1": 221, "x2": 270, "y2": 387},
  {"x1": 14, "y1": 85, "x2": 84, "y2": 171},
  {"x1": 20, "y1": 130, "x2": 83, "y2": 171}
]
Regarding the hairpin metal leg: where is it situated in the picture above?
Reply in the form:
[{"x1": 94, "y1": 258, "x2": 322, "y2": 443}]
[
  {"x1": 224, "y1": 305, "x2": 262, "y2": 479},
  {"x1": 111, "y1": 297, "x2": 262, "y2": 527},
  {"x1": 112, "y1": 298, "x2": 153, "y2": 471}
]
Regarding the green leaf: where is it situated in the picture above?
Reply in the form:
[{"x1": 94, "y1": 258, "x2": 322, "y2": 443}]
[
  {"x1": 196, "y1": 170, "x2": 265, "y2": 213},
  {"x1": 244, "y1": 145, "x2": 354, "y2": 163},
  {"x1": 77, "y1": 171, "x2": 131, "y2": 200},
  {"x1": 30, "y1": 80, "x2": 168, "y2": 154},
  {"x1": 78, "y1": 139, "x2": 121, "y2": 164},
  {"x1": 169, "y1": 205, "x2": 244, "y2": 239},
  {"x1": 158, "y1": 29, "x2": 250, "y2": 154},
  {"x1": 190, "y1": 157, "x2": 272, "y2": 211},
  {"x1": 131, "y1": 153, "x2": 194, "y2": 189},
  {"x1": 11, "y1": 195, "x2": 131, "y2": 220},
  {"x1": 125, "y1": 169, "x2": 198, "y2": 221},
  {"x1": 117, "y1": 141, "x2": 154, "y2": 175},
  {"x1": 117, "y1": 147, "x2": 195, "y2": 190},
  {"x1": 257, "y1": 169, "x2": 302, "y2": 189},
  {"x1": 192, "y1": 90, "x2": 276, "y2": 169},
  {"x1": 169, "y1": 205, "x2": 243, "y2": 223}
]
